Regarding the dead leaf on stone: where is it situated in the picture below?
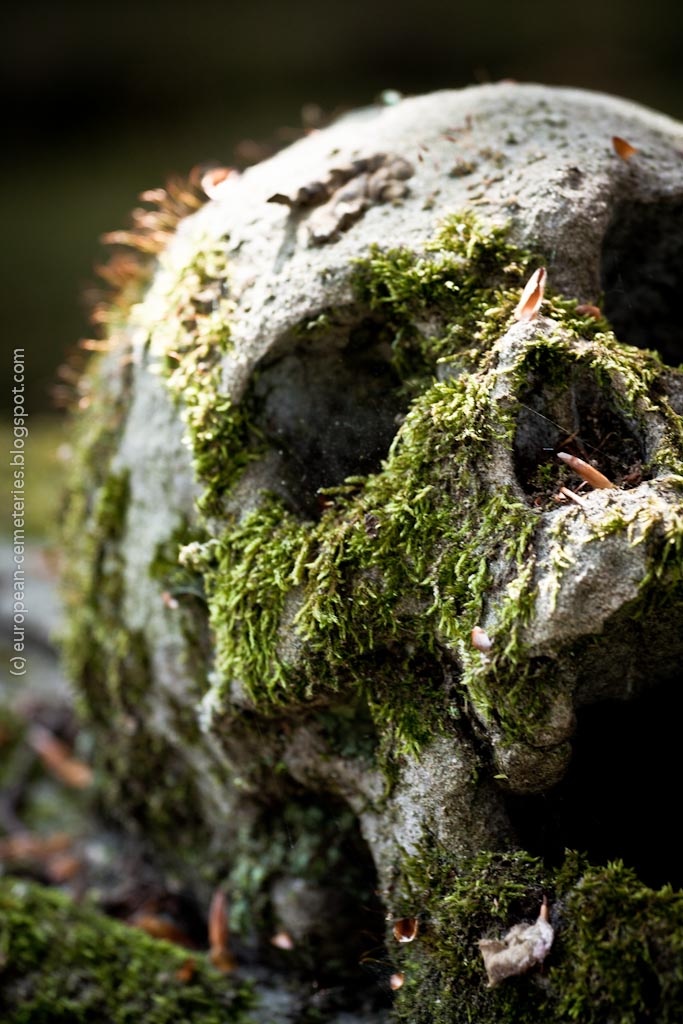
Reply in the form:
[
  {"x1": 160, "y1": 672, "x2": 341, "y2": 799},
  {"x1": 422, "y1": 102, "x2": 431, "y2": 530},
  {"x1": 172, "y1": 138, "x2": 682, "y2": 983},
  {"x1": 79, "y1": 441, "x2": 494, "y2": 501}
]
[
  {"x1": 612, "y1": 135, "x2": 638, "y2": 160},
  {"x1": 478, "y1": 903, "x2": 554, "y2": 987},
  {"x1": 557, "y1": 451, "x2": 615, "y2": 489},
  {"x1": 514, "y1": 267, "x2": 547, "y2": 322}
]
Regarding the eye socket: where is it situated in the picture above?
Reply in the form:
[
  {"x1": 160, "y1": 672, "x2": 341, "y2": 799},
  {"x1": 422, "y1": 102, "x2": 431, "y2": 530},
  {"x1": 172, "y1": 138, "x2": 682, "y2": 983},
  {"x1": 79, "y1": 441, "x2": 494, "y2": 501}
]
[
  {"x1": 251, "y1": 316, "x2": 405, "y2": 518},
  {"x1": 601, "y1": 199, "x2": 683, "y2": 367}
]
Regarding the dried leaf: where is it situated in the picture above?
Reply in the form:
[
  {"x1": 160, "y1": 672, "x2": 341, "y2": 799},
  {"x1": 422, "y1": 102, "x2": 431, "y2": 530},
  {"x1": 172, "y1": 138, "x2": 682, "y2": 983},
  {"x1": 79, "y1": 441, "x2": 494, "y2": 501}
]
[
  {"x1": 559, "y1": 486, "x2": 589, "y2": 510},
  {"x1": 208, "y1": 889, "x2": 235, "y2": 972},
  {"x1": 471, "y1": 626, "x2": 493, "y2": 653},
  {"x1": 267, "y1": 153, "x2": 414, "y2": 246},
  {"x1": 478, "y1": 905, "x2": 554, "y2": 987},
  {"x1": 393, "y1": 917, "x2": 419, "y2": 943},
  {"x1": 514, "y1": 267, "x2": 547, "y2": 322},
  {"x1": 201, "y1": 166, "x2": 237, "y2": 199},
  {"x1": 0, "y1": 831, "x2": 72, "y2": 863},
  {"x1": 612, "y1": 136, "x2": 638, "y2": 161},
  {"x1": 175, "y1": 957, "x2": 197, "y2": 983},
  {"x1": 557, "y1": 451, "x2": 615, "y2": 489},
  {"x1": 575, "y1": 303, "x2": 602, "y2": 319},
  {"x1": 129, "y1": 913, "x2": 194, "y2": 947},
  {"x1": 28, "y1": 725, "x2": 93, "y2": 789},
  {"x1": 45, "y1": 852, "x2": 83, "y2": 883}
]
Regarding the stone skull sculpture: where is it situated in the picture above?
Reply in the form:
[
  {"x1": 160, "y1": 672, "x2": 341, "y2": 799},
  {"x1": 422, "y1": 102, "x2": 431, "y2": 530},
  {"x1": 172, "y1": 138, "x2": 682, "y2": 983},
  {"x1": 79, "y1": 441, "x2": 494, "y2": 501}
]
[{"x1": 63, "y1": 83, "x2": 683, "y2": 1022}]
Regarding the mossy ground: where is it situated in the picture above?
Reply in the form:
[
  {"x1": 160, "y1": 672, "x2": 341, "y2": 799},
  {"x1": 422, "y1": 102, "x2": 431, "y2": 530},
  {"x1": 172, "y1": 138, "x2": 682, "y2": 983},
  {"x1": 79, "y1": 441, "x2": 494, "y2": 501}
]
[{"x1": 0, "y1": 877, "x2": 254, "y2": 1024}]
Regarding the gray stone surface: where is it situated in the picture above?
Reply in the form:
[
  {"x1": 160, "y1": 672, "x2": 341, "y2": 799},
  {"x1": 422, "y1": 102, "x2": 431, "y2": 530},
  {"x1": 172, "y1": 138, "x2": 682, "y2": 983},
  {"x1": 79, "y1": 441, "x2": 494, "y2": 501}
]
[{"x1": 65, "y1": 83, "x2": 683, "y2": 1017}]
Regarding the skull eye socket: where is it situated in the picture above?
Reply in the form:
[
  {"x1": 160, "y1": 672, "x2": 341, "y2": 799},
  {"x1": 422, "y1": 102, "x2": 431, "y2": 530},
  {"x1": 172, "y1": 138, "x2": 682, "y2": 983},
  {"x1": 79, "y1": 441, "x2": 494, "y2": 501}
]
[
  {"x1": 601, "y1": 199, "x2": 683, "y2": 367},
  {"x1": 251, "y1": 316, "x2": 405, "y2": 518}
]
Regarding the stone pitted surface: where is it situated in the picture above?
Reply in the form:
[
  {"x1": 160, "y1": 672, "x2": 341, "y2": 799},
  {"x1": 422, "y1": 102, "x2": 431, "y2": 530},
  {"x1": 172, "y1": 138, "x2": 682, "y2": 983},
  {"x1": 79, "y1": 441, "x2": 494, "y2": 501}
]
[{"x1": 62, "y1": 84, "x2": 683, "y2": 1021}]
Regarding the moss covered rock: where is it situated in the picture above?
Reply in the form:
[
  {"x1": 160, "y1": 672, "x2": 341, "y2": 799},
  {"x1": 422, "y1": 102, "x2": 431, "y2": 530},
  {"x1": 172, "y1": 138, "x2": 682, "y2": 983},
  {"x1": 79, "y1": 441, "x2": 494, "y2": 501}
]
[
  {"x1": 61, "y1": 84, "x2": 683, "y2": 1020},
  {"x1": 0, "y1": 877, "x2": 254, "y2": 1023}
]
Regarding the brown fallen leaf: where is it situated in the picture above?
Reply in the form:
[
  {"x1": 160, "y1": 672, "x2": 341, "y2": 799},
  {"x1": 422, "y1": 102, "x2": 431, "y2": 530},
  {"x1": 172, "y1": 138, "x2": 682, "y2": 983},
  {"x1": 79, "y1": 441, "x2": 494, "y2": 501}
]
[
  {"x1": 612, "y1": 135, "x2": 638, "y2": 161},
  {"x1": 28, "y1": 725, "x2": 93, "y2": 789},
  {"x1": 129, "y1": 913, "x2": 194, "y2": 947},
  {"x1": 514, "y1": 267, "x2": 547, "y2": 322},
  {"x1": 45, "y1": 851, "x2": 84, "y2": 883},
  {"x1": 201, "y1": 166, "x2": 237, "y2": 199},
  {"x1": 0, "y1": 831, "x2": 73, "y2": 863},
  {"x1": 557, "y1": 451, "x2": 615, "y2": 489},
  {"x1": 575, "y1": 303, "x2": 602, "y2": 320},
  {"x1": 175, "y1": 957, "x2": 197, "y2": 983},
  {"x1": 559, "y1": 486, "x2": 590, "y2": 510},
  {"x1": 208, "y1": 889, "x2": 236, "y2": 972},
  {"x1": 393, "y1": 917, "x2": 419, "y2": 943}
]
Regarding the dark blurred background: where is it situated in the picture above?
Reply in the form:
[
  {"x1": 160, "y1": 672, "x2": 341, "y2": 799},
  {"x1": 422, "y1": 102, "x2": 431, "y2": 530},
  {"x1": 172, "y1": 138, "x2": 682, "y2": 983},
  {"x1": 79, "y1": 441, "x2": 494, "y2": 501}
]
[{"x1": 3, "y1": 0, "x2": 683, "y2": 418}]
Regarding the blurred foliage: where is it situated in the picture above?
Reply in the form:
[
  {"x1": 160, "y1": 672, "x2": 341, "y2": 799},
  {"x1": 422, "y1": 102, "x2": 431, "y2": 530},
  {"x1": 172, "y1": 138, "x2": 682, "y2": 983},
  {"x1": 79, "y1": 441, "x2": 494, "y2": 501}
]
[{"x1": 0, "y1": 416, "x2": 67, "y2": 537}]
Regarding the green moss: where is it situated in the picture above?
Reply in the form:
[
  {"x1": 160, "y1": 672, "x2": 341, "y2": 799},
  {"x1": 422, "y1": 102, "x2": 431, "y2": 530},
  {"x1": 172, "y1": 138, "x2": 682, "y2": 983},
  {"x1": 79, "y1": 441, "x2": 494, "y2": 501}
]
[
  {"x1": 151, "y1": 243, "x2": 265, "y2": 518},
  {"x1": 59, "y1": 339, "x2": 153, "y2": 723},
  {"x1": 226, "y1": 794, "x2": 372, "y2": 938},
  {"x1": 157, "y1": 213, "x2": 682, "y2": 756},
  {"x1": 394, "y1": 848, "x2": 550, "y2": 1024},
  {"x1": 351, "y1": 211, "x2": 535, "y2": 383},
  {"x1": 392, "y1": 848, "x2": 683, "y2": 1024},
  {"x1": 62, "y1": 468, "x2": 151, "y2": 721},
  {"x1": 553, "y1": 860, "x2": 683, "y2": 1023},
  {"x1": 0, "y1": 877, "x2": 255, "y2": 1024},
  {"x1": 63, "y1": 210, "x2": 683, "y2": 771}
]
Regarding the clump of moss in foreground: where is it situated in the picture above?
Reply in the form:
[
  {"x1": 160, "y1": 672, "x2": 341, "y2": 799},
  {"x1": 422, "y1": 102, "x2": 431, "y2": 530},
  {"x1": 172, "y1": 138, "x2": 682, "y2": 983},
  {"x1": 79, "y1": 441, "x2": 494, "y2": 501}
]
[
  {"x1": 0, "y1": 877, "x2": 255, "y2": 1024},
  {"x1": 391, "y1": 850, "x2": 683, "y2": 1024}
]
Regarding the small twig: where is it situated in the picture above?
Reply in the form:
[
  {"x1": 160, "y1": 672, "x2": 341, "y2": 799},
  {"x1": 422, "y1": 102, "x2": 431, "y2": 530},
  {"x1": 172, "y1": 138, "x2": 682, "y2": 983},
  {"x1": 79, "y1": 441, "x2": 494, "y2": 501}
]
[{"x1": 559, "y1": 486, "x2": 589, "y2": 510}]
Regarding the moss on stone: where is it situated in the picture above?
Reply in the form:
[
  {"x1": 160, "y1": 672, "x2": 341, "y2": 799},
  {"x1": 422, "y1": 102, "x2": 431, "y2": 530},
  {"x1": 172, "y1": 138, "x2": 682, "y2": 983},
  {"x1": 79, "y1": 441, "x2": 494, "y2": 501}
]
[
  {"x1": 150, "y1": 243, "x2": 265, "y2": 518},
  {"x1": 62, "y1": 467, "x2": 151, "y2": 722},
  {"x1": 552, "y1": 859, "x2": 683, "y2": 1023},
  {"x1": 0, "y1": 877, "x2": 255, "y2": 1024},
  {"x1": 156, "y1": 213, "x2": 683, "y2": 757},
  {"x1": 391, "y1": 848, "x2": 683, "y2": 1024}
]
